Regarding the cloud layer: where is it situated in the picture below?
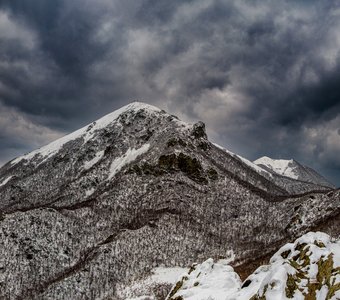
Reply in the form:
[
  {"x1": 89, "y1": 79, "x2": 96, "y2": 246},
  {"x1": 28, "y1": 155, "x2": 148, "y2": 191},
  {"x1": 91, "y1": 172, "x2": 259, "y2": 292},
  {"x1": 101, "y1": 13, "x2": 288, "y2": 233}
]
[{"x1": 0, "y1": 0, "x2": 339, "y2": 185}]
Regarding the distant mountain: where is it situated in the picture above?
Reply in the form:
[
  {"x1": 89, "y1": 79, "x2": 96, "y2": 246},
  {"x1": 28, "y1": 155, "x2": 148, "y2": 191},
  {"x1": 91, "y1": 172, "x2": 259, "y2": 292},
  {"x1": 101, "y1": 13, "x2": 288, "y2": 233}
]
[
  {"x1": 0, "y1": 102, "x2": 338, "y2": 299},
  {"x1": 254, "y1": 156, "x2": 335, "y2": 189},
  {"x1": 215, "y1": 146, "x2": 334, "y2": 194},
  {"x1": 166, "y1": 232, "x2": 340, "y2": 300}
]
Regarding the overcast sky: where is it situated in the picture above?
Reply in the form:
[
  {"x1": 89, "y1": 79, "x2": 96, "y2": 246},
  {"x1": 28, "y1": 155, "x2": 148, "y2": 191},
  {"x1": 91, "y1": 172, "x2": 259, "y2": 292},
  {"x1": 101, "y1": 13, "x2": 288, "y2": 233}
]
[{"x1": 0, "y1": 0, "x2": 339, "y2": 186}]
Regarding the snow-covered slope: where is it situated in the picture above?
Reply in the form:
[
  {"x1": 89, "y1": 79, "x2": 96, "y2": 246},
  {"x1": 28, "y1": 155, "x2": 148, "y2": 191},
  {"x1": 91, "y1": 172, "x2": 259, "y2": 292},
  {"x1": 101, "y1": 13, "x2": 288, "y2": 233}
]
[
  {"x1": 10, "y1": 102, "x2": 176, "y2": 166},
  {"x1": 213, "y1": 143, "x2": 272, "y2": 178},
  {"x1": 255, "y1": 157, "x2": 300, "y2": 179},
  {"x1": 167, "y1": 232, "x2": 340, "y2": 300},
  {"x1": 166, "y1": 258, "x2": 241, "y2": 300},
  {"x1": 254, "y1": 156, "x2": 335, "y2": 188},
  {"x1": 116, "y1": 266, "x2": 188, "y2": 300}
]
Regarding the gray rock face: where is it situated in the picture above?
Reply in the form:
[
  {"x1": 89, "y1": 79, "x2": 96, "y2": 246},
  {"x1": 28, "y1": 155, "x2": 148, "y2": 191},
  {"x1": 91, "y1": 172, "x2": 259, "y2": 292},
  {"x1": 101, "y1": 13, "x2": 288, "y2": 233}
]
[{"x1": 0, "y1": 102, "x2": 338, "y2": 299}]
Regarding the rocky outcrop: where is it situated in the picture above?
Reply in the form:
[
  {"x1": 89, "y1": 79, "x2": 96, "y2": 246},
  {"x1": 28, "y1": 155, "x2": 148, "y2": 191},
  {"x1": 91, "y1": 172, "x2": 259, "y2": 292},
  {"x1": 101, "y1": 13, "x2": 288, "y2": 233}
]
[{"x1": 167, "y1": 232, "x2": 340, "y2": 300}]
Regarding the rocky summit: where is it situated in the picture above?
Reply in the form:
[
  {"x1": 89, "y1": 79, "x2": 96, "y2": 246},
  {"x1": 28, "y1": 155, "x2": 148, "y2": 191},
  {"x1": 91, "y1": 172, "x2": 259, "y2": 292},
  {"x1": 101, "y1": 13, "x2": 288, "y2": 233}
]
[{"x1": 0, "y1": 102, "x2": 339, "y2": 299}]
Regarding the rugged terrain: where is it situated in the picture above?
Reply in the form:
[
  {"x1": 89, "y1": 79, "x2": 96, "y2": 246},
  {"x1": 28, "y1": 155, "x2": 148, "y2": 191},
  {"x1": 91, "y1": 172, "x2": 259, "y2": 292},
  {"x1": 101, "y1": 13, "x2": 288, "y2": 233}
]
[
  {"x1": 0, "y1": 102, "x2": 338, "y2": 299},
  {"x1": 167, "y1": 232, "x2": 340, "y2": 300}
]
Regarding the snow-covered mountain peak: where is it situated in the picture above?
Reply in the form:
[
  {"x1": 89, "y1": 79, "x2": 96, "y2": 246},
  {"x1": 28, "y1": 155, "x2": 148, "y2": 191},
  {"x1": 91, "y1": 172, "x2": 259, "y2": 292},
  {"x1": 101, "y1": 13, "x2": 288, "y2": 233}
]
[
  {"x1": 254, "y1": 156, "x2": 335, "y2": 188},
  {"x1": 254, "y1": 156, "x2": 298, "y2": 179},
  {"x1": 9, "y1": 102, "x2": 187, "y2": 166}
]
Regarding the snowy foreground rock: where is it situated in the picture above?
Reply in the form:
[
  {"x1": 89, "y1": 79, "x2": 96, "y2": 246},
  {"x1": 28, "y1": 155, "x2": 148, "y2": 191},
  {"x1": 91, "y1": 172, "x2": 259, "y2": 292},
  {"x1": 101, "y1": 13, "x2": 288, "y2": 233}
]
[{"x1": 166, "y1": 232, "x2": 340, "y2": 300}]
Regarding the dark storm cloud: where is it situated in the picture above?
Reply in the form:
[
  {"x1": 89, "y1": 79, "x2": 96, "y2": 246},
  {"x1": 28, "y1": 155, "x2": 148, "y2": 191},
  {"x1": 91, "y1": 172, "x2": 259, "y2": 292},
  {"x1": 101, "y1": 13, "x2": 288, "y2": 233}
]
[
  {"x1": 2, "y1": 0, "x2": 106, "y2": 76},
  {"x1": 0, "y1": 0, "x2": 339, "y2": 185}
]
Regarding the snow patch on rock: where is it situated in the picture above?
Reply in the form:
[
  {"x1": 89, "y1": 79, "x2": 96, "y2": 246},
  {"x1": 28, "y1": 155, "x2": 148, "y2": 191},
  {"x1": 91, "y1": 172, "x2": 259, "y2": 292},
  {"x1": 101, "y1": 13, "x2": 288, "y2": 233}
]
[
  {"x1": 107, "y1": 144, "x2": 150, "y2": 180},
  {"x1": 166, "y1": 258, "x2": 242, "y2": 300},
  {"x1": 116, "y1": 266, "x2": 188, "y2": 300},
  {"x1": 0, "y1": 175, "x2": 12, "y2": 187},
  {"x1": 84, "y1": 150, "x2": 105, "y2": 170},
  {"x1": 85, "y1": 188, "x2": 95, "y2": 197}
]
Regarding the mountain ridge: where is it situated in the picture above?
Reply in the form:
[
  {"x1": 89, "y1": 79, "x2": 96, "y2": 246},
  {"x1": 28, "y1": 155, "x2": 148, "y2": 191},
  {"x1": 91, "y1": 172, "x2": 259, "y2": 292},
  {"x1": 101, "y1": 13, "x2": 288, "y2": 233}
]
[
  {"x1": 4, "y1": 101, "x2": 333, "y2": 192},
  {"x1": 0, "y1": 102, "x2": 338, "y2": 299},
  {"x1": 254, "y1": 156, "x2": 335, "y2": 189}
]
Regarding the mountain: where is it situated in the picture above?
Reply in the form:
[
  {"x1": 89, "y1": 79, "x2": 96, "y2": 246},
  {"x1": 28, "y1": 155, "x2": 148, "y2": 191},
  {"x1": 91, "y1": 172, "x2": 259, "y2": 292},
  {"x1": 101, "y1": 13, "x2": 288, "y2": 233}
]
[
  {"x1": 166, "y1": 231, "x2": 340, "y2": 300},
  {"x1": 213, "y1": 146, "x2": 334, "y2": 194},
  {"x1": 254, "y1": 156, "x2": 335, "y2": 189},
  {"x1": 0, "y1": 102, "x2": 339, "y2": 299}
]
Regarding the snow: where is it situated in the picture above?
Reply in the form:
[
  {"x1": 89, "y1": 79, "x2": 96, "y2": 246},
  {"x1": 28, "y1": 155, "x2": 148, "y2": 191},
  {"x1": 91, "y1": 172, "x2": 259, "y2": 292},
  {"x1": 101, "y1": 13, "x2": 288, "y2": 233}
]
[
  {"x1": 151, "y1": 267, "x2": 189, "y2": 283},
  {"x1": 85, "y1": 188, "x2": 95, "y2": 197},
  {"x1": 0, "y1": 175, "x2": 12, "y2": 187},
  {"x1": 233, "y1": 231, "x2": 340, "y2": 299},
  {"x1": 231, "y1": 261, "x2": 296, "y2": 300},
  {"x1": 242, "y1": 231, "x2": 340, "y2": 300},
  {"x1": 116, "y1": 266, "x2": 188, "y2": 300},
  {"x1": 316, "y1": 286, "x2": 329, "y2": 299},
  {"x1": 83, "y1": 150, "x2": 104, "y2": 170},
  {"x1": 254, "y1": 156, "x2": 299, "y2": 179},
  {"x1": 213, "y1": 143, "x2": 272, "y2": 177},
  {"x1": 166, "y1": 258, "x2": 242, "y2": 300},
  {"x1": 10, "y1": 102, "x2": 161, "y2": 166},
  {"x1": 107, "y1": 144, "x2": 150, "y2": 180},
  {"x1": 167, "y1": 232, "x2": 340, "y2": 300}
]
